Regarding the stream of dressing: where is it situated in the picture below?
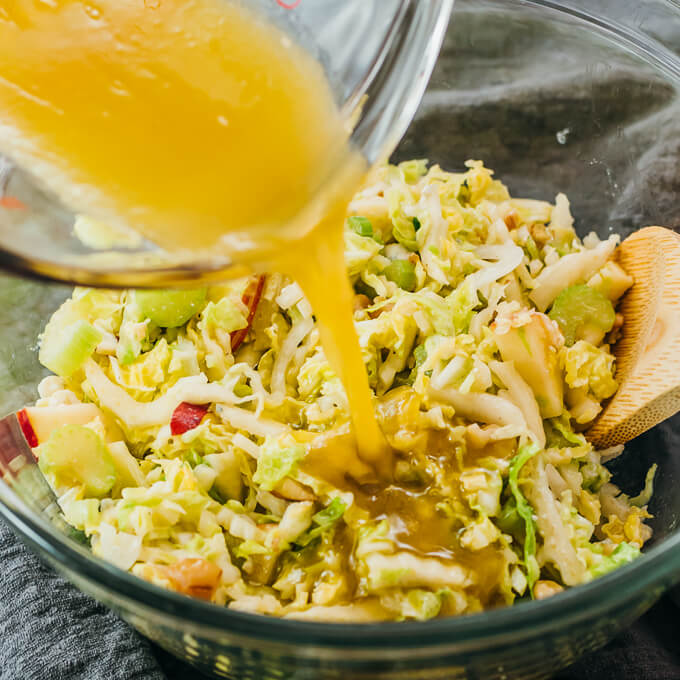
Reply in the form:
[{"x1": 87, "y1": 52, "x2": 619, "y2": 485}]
[{"x1": 0, "y1": 0, "x2": 390, "y2": 468}]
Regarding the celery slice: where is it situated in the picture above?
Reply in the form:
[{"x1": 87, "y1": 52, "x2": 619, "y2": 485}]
[
  {"x1": 384, "y1": 259, "x2": 417, "y2": 291},
  {"x1": 38, "y1": 424, "x2": 116, "y2": 498},
  {"x1": 134, "y1": 288, "x2": 207, "y2": 328},
  {"x1": 117, "y1": 297, "x2": 146, "y2": 365},
  {"x1": 548, "y1": 284, "x2": 615, "y2": 346},
  {"x1": 39, "y1": 320, "x2": 102, "y2": 377},
  {"x1": 348, "y1": 216, "x2": 373, "y2": 238}
]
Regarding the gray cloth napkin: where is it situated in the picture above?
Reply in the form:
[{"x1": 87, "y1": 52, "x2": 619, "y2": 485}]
[
  {"x1": 0, "y1": 519, "x2": 164, "y2": 680},
  {"x1": 2, "y1": 1, "x2": 680, "y2": 678}
]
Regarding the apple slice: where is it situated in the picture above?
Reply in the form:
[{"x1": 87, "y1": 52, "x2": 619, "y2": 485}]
[
  {"x1": 230, "y1": 275, "x2": 266, "y2": 352},
  {"x1": 17, "y1": 409, "x2": 38, "y2": 448},
  {"x1": 0, "y1": 196, "x2": 26, "y2": 210},
  {"x1": 18, "y1": 404, "x2": 102, "y2": 450},
  {"x1": 171, "y1": 402, "x2": 210, "y2": 436}
]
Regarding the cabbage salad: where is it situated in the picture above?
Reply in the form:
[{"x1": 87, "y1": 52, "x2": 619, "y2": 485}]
[{"x1": 24, "y1": 160, "x2": 654, "y2": 622}]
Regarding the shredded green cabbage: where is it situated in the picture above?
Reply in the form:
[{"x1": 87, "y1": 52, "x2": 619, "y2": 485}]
[
  {"x1": 296, "y1": 497, "x2": 346, "y2": 547},
  {"x1": 253, "y1": 437, "x2": 306, "y2": 491},
  {"x1": 563, "y1": 341, "x2": 618, "y2": 401},
  {"x1": 30, "y1": 159, "x2": 650, "y2": 621},
  {"x1": 590, "y1": 543, "x2": 640, "y2": 578},
  {"x1": 508, "y1": 442, "x2": 541, "y2": 592}
]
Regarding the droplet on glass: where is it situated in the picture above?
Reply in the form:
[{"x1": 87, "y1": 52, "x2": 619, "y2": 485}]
[
  {"x1": 84, "y1": 3, "x2": 101, "y2": 19},
  {"x1": 110, "y1": 80, "x2": 130, "y2": 97},
  {"x1": 556, "y1": 127, "x2": 571, "y2": 145}
]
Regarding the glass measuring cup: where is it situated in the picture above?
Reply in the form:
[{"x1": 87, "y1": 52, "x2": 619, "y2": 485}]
[{"x1": 0, "y1": 0, "x2": 453, "y2": 288}]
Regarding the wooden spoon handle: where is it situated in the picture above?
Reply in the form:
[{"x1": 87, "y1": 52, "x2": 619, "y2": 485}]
[{"x1": 588, "y1": 226, "x2": 680, "y2": 448}]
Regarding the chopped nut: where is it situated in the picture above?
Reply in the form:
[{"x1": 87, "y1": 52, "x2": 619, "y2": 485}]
[
  {"x1": 368, "y1": 302, "x2": 394, "y2": 320},
  {"x1": 606, "y1": 312, "x2": 625, "y2": 344},
  {"x1": 533, "y1": 580, "x2": 564, "y2": 600},
  {"x1": 504, "y1": 210, "x2": 519, "y2": 230},
  {"x1": 353, "y1": 294, "x2": 371, "y2": 312},
  {"x1": 529, "y1": 222, "x2": 551, "y2": 246}
]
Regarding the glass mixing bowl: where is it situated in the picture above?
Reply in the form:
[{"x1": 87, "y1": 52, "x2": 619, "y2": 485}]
[
  {"x1": 1, "y1": 1, "x2": 680, "y2": 678},
  {"x1": 0, "y1": 0, "x2": 451, "y2": 287}
]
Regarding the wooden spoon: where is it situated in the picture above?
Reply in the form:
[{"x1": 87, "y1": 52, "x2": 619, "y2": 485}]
[{"x1": 588, "y1": 226, "x2": 680, "y2": 448}]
